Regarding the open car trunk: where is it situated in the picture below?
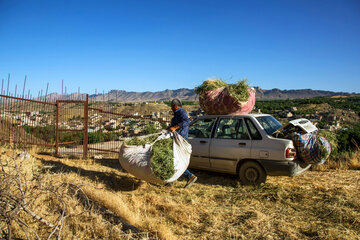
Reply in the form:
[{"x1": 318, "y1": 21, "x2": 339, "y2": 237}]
[
  {"x1": 272, "y1": 118, "x2": 331, "y2": 165},
  {"x1": 273, "y1": 118, "x2": 318, "y2": 138}
]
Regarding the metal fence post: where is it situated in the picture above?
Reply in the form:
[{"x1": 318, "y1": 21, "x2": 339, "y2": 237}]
[
  {"x1": 83, "y1": 94, "x2": 89, "y2": 159},
  {"x1": 55, "y1": 100, "x2": 59, "y2": 156}
]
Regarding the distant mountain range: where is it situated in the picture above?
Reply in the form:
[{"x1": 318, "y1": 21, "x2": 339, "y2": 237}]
[
  {"x1": 42, "y1": 88, "x2": 352, "y2": 102},
  {"x1": 252, "y1": 87, "x2": 351, "y2": 100},
  {"x1": 89, "y1": 88, "x2": 351, "y2": 102}
]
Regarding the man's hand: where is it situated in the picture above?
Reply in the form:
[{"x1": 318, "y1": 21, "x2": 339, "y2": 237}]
[{"x1": 169, "y1": 125, "x2": 180, "y2": 132}]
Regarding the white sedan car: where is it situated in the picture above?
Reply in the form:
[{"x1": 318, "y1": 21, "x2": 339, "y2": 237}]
[{"x1": 187, "y1": 114, "x2": 312, "y2": 185}]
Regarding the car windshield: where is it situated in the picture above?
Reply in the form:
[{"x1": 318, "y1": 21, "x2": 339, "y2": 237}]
[{"x1": 255, "y1": 116, "x2": 283, "y2": 135}]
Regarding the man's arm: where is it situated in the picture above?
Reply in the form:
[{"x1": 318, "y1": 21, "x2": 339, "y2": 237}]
[
  {"x1": 169, "y1": 125, "x2": 181, "y2": 132},
  {"x1": 168, "y1": 109, "x2": 189, "y2": 132}
]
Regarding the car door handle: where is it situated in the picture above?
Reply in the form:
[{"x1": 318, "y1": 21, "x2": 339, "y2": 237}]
[
  {"x1": 238, "y1": 142, "x2": 246, "y2": 146},
  {"x1": 200, "y1": 140, "x2": 208, "y2": 144}
]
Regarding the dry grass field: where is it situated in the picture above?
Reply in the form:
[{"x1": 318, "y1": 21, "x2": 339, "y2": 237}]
[{"x1": 1, "y1": 146, "x2": 359, "y2": 240}]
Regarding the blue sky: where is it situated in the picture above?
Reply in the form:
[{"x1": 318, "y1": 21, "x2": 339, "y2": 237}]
[{"x1": 1, "y1": 0, "x2": 359, "y2": 96}]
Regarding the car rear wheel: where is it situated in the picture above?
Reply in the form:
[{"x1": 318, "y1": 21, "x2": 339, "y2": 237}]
[{"x1": 239, "y1": 161, "x2": 267, "y2": 185}]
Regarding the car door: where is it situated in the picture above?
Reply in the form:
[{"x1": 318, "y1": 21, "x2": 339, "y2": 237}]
[
  {"x1": 188, "y1": 117, "x2": 216, "y2": 169},
  {"x1": 209, "y1": 117, "x2": 252, "y2": 173},
  {"x1": 244, "y1": 117, "x2": 266, "y2": 159}
]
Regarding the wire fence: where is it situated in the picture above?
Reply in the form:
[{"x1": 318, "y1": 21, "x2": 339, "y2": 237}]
[
  {"x1": 0, "y1": 94, "x2": 56, "y2": 147},
  {"x1": 0, "y1": 91, "x2": 172, "y2": 158}
]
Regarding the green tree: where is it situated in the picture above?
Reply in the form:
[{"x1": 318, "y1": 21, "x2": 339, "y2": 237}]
[{"x1": 336, "y1": 123, "x2": 360, "y2": 152}]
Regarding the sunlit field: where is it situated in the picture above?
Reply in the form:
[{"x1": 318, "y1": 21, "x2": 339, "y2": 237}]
[{"x1": 1, "y1": 146, "x2": 359, "y2": 239}]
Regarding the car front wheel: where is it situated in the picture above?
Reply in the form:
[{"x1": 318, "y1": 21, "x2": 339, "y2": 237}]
[{"x1": 239, "y1": 161, "x2": 267, "y2": 185}]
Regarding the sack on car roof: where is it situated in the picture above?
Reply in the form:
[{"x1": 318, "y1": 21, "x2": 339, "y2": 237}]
[{"x1": 195, "y1": 79, "x2": 256, "y2": 115}]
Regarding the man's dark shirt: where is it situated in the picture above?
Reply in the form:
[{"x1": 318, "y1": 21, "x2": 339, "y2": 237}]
[{"x1": 170, "y1": 108, "x2": 190, "y2": 138}]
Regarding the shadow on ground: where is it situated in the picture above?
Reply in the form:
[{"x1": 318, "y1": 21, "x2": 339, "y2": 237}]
[
  {"x1": 94, "y1": 158, "x2": 124, "y2": 171},
  {"x1": 37, "y1": 154, "x2": 240, "y2": 189},
  {"x1": 181, "y1": 168, "x2": 240, "y2": 188},
  {"x1": 39, "y1": 159, "x2": 141, "y2": 192},
  {"x1": 92, "y1": 159, "x2": 240, "y2": 188}
]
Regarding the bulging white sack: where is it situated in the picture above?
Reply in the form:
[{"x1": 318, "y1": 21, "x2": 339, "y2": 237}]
[{"x1": 119, "y1": 132, "x2": 192, "y2": 184}]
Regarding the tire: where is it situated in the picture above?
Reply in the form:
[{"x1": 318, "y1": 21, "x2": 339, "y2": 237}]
[{"x1": 238, "y1": 161, "x2": 267, "y2": 185}]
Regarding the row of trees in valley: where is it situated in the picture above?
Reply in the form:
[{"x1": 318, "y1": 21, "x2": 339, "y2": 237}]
[
  {"x1": 255, "y1": 96, "x2": 360, "y2": 115},
  {"x1": 23, "y1": 125, "x2": 119, "y2": 146}
]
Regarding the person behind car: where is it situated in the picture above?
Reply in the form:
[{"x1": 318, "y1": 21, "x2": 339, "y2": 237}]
[{"x1": 168, "y1": 98, "x2": 198, "y2": 188}]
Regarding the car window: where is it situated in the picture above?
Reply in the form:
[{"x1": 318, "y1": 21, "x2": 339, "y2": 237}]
[
  {"x1": 189, "y1": 118, "x2": 216, "y2": 138},
  {"x1": 235, "y1": 119, "x2": 250, "y2": 140},
  {"x1": 215, "y1": 118, "x2": 238, "y2": 139},
  {"x1": 256, "y1": 116, "x2": 282, "y2": 135},
  {"x1": 245, "y1": 118, "x2": 262, "y2": 140}
]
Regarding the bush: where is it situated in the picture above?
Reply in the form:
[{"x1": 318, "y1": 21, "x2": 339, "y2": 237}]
[
  {"x1": 23, "y1": 126, "x2": 120, "y2": 145},
  {"x1": 23, "y1": 125, "x2": 56, "y2": 143},
  {"x1": 336, "y1": 123, "x2": 360, "y2": 152}
]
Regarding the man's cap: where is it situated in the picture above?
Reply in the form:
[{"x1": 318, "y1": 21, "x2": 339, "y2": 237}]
[{"x1": 171, "y1": 98, "x2": 182, "y2": 107}]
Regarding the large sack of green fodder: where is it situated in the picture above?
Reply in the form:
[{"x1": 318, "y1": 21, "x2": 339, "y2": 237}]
[
  {"x1": 291, "y1": 133, "x2": 331, "y2": 165},
  {"x1": 119, "y1": 132, "x2": 192, "y2": 184},
  {"x1": 195, "y1": 79, "x2": 256, "y2": 115}
]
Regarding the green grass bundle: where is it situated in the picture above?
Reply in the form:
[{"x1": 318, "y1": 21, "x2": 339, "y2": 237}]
[
  {"x1": 125, "y1": 135, "x2": 175, "y2": 181},
  {"x1": 194, "y1": 79, "x2": 228, "y2": 95},
  {"x1": 318, "y1": 141, "x2": 329, "y2": 159},
  {"x1": 150, "y1": 138, "x2": 175, "y2": 181},
  {"x1": 194, "y1": 78, "x2": 250, "y2": 102},
  {"x1": 125, "y1": 135, "x2": 158, "y2": 146},
  {"x1": 317, "y1": 130, "x2": 338, "y2": 152},
  {"x1": 228, "y1": 79, "x2": 250, "y2": 102},
  {"x1": 316, "y1": 130, "x2": 335, "y2": 160}
]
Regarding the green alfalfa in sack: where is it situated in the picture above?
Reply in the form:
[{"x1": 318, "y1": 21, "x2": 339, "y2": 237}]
[
  {"x1": 227, "y1": 79, "x2": 250, "y2": 102},
  {"x1": 125, "y1": 135, "x2": 175, "y2": 181},
  {"x1": 125, "y1": 135, "x2": 158, "y2": 146},
  {"x1": 194, "y1": 79, "x2": 228, "y2": 95},
  {"x1": 150, "y1": 138, "x2": 175, "y2": 181},
  {"x1": 194, "y1": 78, "x2": 250, "y2": 102}
]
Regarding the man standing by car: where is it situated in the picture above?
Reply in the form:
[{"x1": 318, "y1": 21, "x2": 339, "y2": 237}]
[{"x1": 168, "y1": 98, "x2": 198, "y2": 188}]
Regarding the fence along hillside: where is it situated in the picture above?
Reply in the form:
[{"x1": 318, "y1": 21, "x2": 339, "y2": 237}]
[
  {"x1": 0, "y1": 94, "x2": 56, "y2": 148},
  {"x1": 0, "y1": 92, "x2": 170, "y2": 158},
  {"x1": 0, "y1": 118, "x2": 48, "y2": 146}
]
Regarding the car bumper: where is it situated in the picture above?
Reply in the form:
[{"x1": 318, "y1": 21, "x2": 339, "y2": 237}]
[{"x1": 258, "y1": 159, "x2": 311, "y2": 177}]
